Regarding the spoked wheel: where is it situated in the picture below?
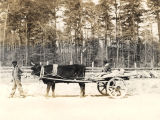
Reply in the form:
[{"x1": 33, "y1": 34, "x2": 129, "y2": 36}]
[
  {"x1": 107, "y1": 77, "x2": 127, "y2": 98},
  {"x1": 97, "y1": 82, "x2": 108, "y2": 95}
]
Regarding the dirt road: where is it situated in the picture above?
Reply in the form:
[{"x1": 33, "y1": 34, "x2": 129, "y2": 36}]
[{"x1": 0, "y1": 77, "x2": 160, "y2": 120}]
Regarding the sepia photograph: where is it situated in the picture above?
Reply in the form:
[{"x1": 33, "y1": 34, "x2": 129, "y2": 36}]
[{"x1": 0, "y1": 0, "x2": 160, "y2": 120}]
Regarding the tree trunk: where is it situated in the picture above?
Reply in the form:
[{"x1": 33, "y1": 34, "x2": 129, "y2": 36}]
[
  {"x1": 2, "y1": 4, "x2": 9, "y2": 64},
  {"x1": 115, "y1": 0, "x2": 119, "y2": 67},
  {"x1": 144, "y1": 38, "x2": 147, "y2": 67},
  {"x1": 155, "y1": 11, "x2": 160, "y2": 67},
  {"x1": 75, "y1": 30, "x2": 78, "y2": 64},
  {"x1": 25, "y1": 22, "x2": 29, "y2": 66},
  {"x1": 104, "y1": 20, "x2": 108, "y2": 61},
  {"x1": 157, "y1": 12, "x2": 160, "y2": 42},
  {"x1": 150, "y1": 24, "x2": 154, "y2": 67},
  {"x1": 128, "y1": 41, "x2": 130, "y2": 68}
]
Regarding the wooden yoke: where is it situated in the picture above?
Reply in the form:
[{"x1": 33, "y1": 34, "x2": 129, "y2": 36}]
[
  {"x1": 52, "y1": 64, "x2": 58, "y2": 76},
  {"x1": 40, "y1": 65, "x2": 44, "y2": 78}
]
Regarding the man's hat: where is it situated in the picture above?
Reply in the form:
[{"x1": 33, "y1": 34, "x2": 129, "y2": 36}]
[{"x1": 12, "y1": 61, "x2": 17, "y2": 64}]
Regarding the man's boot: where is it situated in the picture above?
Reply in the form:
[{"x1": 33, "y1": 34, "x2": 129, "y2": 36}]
[{"x1": 9, "y1": 94, "x2": 14, "y2": 98}]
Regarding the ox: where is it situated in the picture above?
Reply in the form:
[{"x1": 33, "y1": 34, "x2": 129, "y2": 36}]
[{"x1": 31, "y1": 64, "x2": 86, "y2": 97}]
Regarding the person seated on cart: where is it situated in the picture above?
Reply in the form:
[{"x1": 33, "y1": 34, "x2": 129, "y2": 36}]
[
  {"x1": 102, "y1": 60, "x2": 111, "y2": 73},
  {"x1": 101, "y1": 62, "x2": 126, "y2": 78},
  {"x1": 95, "y1": 60, "x2": 112, "y2": 78}
]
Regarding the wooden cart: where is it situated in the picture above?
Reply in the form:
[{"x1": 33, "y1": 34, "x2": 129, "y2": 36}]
[{"x1": 40, "y1": 74, "x2": 129, "y2": 98}]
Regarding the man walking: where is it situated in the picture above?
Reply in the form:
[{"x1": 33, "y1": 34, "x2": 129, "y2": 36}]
[{"x1": 9, "y1": 61, "x2": 25, "y2": 98}]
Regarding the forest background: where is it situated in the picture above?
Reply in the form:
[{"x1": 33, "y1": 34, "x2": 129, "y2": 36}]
[{"x1": 0, "y1": 0, "x2": 159, "y2": 68}]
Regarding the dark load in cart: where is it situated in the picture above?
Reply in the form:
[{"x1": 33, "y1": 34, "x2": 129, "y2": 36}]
[{"x1": 31, "y1": 64, "x2": 130, "y2": 98}]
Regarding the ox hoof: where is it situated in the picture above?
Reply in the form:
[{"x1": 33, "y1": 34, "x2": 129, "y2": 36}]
[
  {"x1": 8, "y1": 95, "x2": 14, "y2": 98},
  {"x1": 80, "y1": 95, "x2": 85, "y2": 98},
  {"x1": 45, "y1": 94, "x2": 49, "y2": 97},
  {"x1": 52, "y1": 94, "x2": 55, "y2": 98},
  {"x1": 20, "y1": 95, "x2": 26, "y2": 98}
]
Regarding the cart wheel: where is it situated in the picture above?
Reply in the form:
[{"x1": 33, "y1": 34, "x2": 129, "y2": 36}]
[
  {"x1": 107, "y1": 77, "x2": 127, "y2": 98},
  {"x1": 97, "y1": 82, "x2": 108, "y2": 95}
]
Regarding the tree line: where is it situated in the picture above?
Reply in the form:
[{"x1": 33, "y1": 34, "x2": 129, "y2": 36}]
[{"x1": 0, "y1": 0, "x2": 160, "y2": 67}]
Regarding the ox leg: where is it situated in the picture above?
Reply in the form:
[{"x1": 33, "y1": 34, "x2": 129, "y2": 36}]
[
  {"x1": 46, "y1": 83, "x2": 51, "y2": 97},
  {"x1": 79, "y1": 83, "x2": 85, "y2": 97},
  {"x1": 51, "y1": 83, "x2": 55, "y2": 97}
]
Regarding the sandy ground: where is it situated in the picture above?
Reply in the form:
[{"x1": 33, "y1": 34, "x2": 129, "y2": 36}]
[{"x1": 0, "y1": 73, "x2": 160, "y2": 120}]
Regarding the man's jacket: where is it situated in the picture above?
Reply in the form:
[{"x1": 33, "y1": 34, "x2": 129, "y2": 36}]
[{"x1": 12, "y1": 65, "x2": 23, "y2": 80}]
